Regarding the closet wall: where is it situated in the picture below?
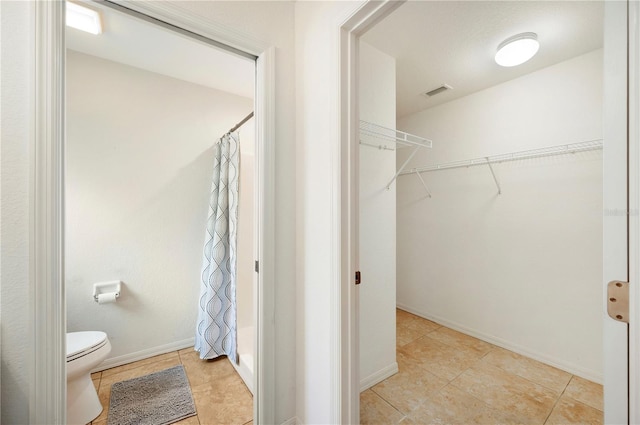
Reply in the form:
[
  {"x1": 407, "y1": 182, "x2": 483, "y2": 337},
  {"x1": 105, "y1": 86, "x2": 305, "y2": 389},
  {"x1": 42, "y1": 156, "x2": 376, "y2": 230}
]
[
  {"x1": 66, "y1": 51, "x2": 254, "y2": 363},
  {"x1": 396, "y1": 49, "x2": 604, "y2": 381},
  {"x1": 359, "y1": 41, "x2": 398, "y2": 389}
]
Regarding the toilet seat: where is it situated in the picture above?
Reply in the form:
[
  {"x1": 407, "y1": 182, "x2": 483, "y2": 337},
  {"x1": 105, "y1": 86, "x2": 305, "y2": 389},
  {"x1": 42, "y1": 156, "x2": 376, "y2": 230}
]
[{"x1": 67, "y1": 331, "x2": 108, "y2": 362}]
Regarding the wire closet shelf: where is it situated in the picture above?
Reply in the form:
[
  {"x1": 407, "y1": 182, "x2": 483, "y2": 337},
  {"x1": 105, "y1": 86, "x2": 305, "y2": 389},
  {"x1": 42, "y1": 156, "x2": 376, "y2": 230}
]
[
  {"x1": 359, "y1": 120, "x2": 433, "y2": 150},
  {"x1": 401, "y1": 139, "x2": 603, "y2": 175},
  {"x1": 399, "y1": 139, "x2": 603, "y2": 196},
  {"x1": 359, "y1": 120, "x2": 433, "y2": 190}
]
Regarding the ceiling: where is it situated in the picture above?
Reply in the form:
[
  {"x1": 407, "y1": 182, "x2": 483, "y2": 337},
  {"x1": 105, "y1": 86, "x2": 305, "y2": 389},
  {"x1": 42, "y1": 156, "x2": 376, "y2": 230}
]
[
  {"x1": 66, "y1": 1, "x2": 255, "y2": 99},
  {"x1": 361, "y1": 1, "x2": 604, "y2": 118}
]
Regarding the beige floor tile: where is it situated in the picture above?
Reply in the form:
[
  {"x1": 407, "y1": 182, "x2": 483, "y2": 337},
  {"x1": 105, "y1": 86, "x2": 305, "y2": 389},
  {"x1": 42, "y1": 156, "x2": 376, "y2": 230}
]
[
  {"x1": 399, "y1": 336, "x2": 484, "y2": 381},
  {"x1": 101, "y1": 351, "x2": 180, "y2": 378},
  {"x1": 482, "y1": 348, "x2": 571, "y2": 394},
  {"x1": 451, "y1": 362, "x2": 557, "y2": 424},
  {"x1": 372, "y1": 360, "x2": 448, "y2": 414},
  {"x1": 407, "y1": 384, "x2": 518, "y2": 425},
  {"x1": 563, "y1": 376, "x2": 603, "y2": 411},
  {"x1": 91, "y1": 371, "x2": 102, "y2": 380},
  {"x1": 191, "y1": 373, "x2": 253, "y2": 425},
  {"x1": 174, "y1": 415, "x2": 201, "y2": 424},
  {"x1": 546, "y1": 395, "x2": 603, "y2": 425},
  {"x1": 181, "y1": 352, "x2": 237, "y2": 388},
  {"x1": 402, "y1": 316, "x2": 441, "y2": 335},
  {"x1": 360, "y1": 389, "x2": 405, "y2": 425},
  {"x1": 396, "y1": 349, "x2": 420, "y2": 372},
  {"x1": 425, "y1": 327, "x2": 494, "y2": 356},
  {"x1": 397, "y1": 325, "x2": 427, "y2": 347}
]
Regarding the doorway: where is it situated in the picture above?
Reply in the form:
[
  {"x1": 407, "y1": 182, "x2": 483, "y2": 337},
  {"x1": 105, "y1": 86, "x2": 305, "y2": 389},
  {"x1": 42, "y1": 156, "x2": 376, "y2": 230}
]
[
  {"x1": 29, "y1": 1, "x2": 277, "y2": 422},
  {"x1": 65, "y1": 1, "x2": 257, "y2": 423},
  {"x1": 347, "y1": 1, "x2": 632, "y2": 423}
]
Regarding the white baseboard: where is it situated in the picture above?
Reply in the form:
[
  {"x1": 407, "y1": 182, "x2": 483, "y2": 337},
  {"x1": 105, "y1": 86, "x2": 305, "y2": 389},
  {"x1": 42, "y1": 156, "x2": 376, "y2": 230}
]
[
  {"x1": 93, "y1": 337, "x2": 195, "y2": 373},
  {"x1": 396, "y1": 303, "x2": 603, "y2": 384},
  {"x1": 360, "y1": 362, "x2": 399, "y2": 392},
  {"x1": 280, "y1": 416, "x2": 298, "y2": 425}
]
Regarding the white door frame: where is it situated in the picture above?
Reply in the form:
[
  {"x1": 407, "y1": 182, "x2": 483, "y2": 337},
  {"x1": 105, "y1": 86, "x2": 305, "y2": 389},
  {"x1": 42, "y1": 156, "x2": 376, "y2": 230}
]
[
  {"x1": 628, "y1": 1, "x2": 640, "y2": 423},
  {"x1": 339, "y1": 1, "x2": 640, "y2": 424},
  {"x1": 31, "y1": 2, "x2": 276, "y2": 423},
  {"x1": 338, "y1": 1, "x2": 404, "y2": 423}
]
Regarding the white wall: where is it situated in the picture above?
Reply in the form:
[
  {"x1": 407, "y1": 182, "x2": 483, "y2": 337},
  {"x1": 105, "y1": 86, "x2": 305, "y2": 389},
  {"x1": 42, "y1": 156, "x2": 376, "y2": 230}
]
[
  {"x1": 294, "y1": 2, "x2": 362, "y2": 422},
  {"x1": 396, "y1": 49, "x2": 604, "y2": 381},
  {"x1": 1, "y1": 2, "x2": 32, "y2": 423},
  {"x1": 65, "y1": 51, "x2": 253, "y2": 361},
  {"x1": 358, "y1": 41, "x2": 397, "y2": 389}
]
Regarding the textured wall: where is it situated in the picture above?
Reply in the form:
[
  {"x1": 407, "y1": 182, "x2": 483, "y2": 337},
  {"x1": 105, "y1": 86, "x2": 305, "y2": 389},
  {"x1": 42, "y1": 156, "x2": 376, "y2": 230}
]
[
  {"x1": 397, "y1": 49, "x2": 604, "y2": 381},
  {"x1": 66, "y1": 51, "x2": 253, "y2": 361},
  {"x1": 359, "y1": 41, "x2": 397, "y2": 389}
]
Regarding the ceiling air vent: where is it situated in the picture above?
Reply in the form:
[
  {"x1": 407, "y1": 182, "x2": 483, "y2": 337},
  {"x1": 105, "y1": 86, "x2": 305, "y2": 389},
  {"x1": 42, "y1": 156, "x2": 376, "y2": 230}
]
[{"x1": 424, "y1": 84, "x2": 453, "y2": 97}]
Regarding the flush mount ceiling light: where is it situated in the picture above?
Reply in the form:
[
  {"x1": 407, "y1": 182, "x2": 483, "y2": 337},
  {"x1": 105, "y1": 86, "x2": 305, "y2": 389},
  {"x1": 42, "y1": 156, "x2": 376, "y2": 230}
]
[
  {"x1": 66, "y1": 1, "x2": 102, "y2": 35},
  {"x1": 495, "y1": 32, "x2": 539, "y2": 67}
]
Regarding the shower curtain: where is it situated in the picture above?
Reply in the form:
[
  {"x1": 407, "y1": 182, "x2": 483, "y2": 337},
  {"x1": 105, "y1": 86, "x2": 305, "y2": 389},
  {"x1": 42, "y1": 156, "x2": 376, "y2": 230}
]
[{"x1": 195, "y1": 132, "x2": 240, "y2": 362}]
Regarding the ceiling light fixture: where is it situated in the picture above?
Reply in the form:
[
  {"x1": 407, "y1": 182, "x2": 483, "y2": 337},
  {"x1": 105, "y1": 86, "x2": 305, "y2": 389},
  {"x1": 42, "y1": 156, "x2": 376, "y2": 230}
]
[
  {"x1": 495, "y1": 32, "x2": 539, "y2": 67},
  {"x1": 66, "y1": 2, "x2": 102, "y2": 35}
]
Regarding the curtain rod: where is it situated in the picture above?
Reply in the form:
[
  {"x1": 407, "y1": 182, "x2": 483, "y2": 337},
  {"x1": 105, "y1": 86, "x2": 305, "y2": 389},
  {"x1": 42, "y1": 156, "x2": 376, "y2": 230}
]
[{"x1": 228, "y1": 112, "x2": 254, "y2": 134}]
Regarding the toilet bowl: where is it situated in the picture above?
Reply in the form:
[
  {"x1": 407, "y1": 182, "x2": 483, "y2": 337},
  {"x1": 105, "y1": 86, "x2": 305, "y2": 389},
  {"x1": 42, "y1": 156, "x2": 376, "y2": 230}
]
[{"x1": 67, "y1": 331, "x2": 111, "y2": 425}]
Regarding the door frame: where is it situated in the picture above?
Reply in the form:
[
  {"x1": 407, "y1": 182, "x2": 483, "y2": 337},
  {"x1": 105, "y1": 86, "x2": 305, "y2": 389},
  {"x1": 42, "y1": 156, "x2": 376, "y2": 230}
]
[
  {"x1": 31, "y1": 2, "x2": 276, "y2": 423},
  {"x1": 338, "y1": 1, "x2": 405, "y2": 423},
  {"x1": 338, "y1": 0, "x2": 640, "y2": 423},
  {"x1": 628, "y1": 1, "x2": 640, "y2": 423}
]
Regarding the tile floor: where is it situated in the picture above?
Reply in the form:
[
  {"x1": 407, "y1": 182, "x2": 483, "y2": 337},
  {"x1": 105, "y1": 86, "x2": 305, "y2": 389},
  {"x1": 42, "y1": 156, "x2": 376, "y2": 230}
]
[
  {"x1": 360, "y1": 309, "x2": 604, "y2": 425},
  {"x1": 89, "y1": 347, "x2": 253, "y2": 425}
]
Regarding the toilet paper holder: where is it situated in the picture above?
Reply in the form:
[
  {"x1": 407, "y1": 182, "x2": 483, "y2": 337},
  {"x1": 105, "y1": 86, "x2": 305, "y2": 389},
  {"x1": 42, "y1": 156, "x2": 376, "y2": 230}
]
[{"x1": 93, "y1": 281, "x2": 122, "y2": 302}]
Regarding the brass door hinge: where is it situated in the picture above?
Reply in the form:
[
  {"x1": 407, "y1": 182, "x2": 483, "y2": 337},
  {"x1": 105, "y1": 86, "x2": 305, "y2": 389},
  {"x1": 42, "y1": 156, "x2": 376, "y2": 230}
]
[
  {"x1": 607, "y1": 280, "x2": 629, "y2": 323},
  {"x1": 355, "y1": 271, "x2": 361, "y2": 285}
]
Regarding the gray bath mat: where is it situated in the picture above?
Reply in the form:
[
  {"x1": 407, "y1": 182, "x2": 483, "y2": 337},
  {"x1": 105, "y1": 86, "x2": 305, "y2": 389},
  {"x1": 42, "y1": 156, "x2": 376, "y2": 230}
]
[{"x1": 108, "y1": 365, "x2": 196, "y2": 425}]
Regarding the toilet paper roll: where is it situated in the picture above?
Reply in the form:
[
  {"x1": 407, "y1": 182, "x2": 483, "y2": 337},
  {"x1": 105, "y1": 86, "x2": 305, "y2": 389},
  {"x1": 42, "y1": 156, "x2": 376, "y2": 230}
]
[{"x1": 97, "y1": 292, "x2": 117, "y2": 304}]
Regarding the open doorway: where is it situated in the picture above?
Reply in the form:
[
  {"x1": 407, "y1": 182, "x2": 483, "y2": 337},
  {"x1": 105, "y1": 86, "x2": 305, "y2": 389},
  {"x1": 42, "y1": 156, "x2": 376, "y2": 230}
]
[
  {"x1": 65, "y1": 1, "x2": 257, "y2": 423},
  {"x1": 356, "y1": 2, "x2": 606, "y2": 423}
]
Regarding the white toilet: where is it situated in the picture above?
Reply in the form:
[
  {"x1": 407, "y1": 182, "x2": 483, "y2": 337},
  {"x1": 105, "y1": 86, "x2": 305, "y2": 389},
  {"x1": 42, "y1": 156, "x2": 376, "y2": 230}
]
[{"x1": 67, "y1": 331, "x2": 111, "y2": 425}]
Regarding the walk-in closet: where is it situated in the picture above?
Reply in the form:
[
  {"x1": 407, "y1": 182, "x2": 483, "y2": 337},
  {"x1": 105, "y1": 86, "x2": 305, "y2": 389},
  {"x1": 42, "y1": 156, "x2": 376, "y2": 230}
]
[{"x1": 357, "y1": 2, "x2": 605, "y2": 424}]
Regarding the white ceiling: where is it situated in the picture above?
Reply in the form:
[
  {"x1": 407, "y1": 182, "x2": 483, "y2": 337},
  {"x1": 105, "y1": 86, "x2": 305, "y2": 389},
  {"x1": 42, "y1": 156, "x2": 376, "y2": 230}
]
[
  {"x1": 361, "y1": 1, "x2": 604, "y2": 118},
  {"x1": 66, "y1": 1, "x2": 255, "y2": 99}
]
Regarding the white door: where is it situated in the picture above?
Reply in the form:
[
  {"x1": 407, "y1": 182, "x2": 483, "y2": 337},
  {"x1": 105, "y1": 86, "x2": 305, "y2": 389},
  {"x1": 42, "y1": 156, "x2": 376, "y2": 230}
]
[{"x1": 603, "y1": 1, "x2": 632, "y2": 423}]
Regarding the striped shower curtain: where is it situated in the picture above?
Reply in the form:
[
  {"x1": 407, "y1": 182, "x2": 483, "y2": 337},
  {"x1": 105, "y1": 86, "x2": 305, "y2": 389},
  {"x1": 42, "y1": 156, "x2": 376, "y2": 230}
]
[{"x1": 195, "y1": 133, "x2": 240, "y2": 361}]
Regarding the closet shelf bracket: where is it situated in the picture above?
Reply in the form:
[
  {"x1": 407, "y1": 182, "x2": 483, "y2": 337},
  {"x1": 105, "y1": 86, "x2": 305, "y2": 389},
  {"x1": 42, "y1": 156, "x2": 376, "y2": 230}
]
[
  {"x1": 414, "y1": 171, "x2": 432, "y2": 198},
  {"x1": 486, "y1": 159, "x2": 501, "y2": 195},
  {"x1": 387, "y1": 146, "x2": 420, "y2": 190}
]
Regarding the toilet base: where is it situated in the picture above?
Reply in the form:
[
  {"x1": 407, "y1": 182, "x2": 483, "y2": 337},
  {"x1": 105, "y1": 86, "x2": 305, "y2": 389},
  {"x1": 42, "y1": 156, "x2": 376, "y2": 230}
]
[{"x1": 67, "y1": 373, "x2": 104, "y2": 425}]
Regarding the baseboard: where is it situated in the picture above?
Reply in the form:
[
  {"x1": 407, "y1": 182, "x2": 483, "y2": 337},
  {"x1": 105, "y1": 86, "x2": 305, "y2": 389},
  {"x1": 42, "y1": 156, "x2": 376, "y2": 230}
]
[
  {"x1": 396, "y1": 303, "x2": 603, "y2": 384},
  {"x1": 360, "y1": 362, "x2": 399, "y2": 392},
  {"x1": 280, "y1": 416, "x2": 298, "y2": 425},
  {"x1": 93, "y1": 337, "x2": 196, "y2": 372}
]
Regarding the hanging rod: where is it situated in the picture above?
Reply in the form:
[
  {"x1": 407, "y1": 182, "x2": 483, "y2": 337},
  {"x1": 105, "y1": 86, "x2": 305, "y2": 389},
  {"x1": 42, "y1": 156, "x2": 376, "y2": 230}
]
[
  {"x1": 359, "y1": 120, "x2": 432, "y2": 149},
  {"x1": 227, "y1": 112, "x2": 254, "y2": 135},
  {"x1": 400, "y1": 139, "x2": 602, "y2": 176}
]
